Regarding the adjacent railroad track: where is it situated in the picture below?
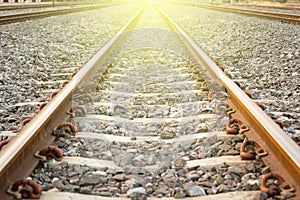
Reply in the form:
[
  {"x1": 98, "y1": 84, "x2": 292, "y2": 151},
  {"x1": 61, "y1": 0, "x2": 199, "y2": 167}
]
[
  {"x1": 0, "y1": 4, "x2": 299, "y2": 200},
  {"x1": 0, "y1": 2, "x2": 103, "y2": 11},
  {"x1": 168, "y1": 0, "x2": 300, "y2": 24},
  {"x1": 0, "y1": 2, "x2": 123, "y2": 25},
  {"x1": 233, "y1": 3, "x2": 300, "y2": 11}
]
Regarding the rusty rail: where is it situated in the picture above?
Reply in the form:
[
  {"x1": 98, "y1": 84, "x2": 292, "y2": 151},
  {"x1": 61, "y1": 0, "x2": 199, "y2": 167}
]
[
  {"x1": 157, "y1": 6, "x2": 300, "y2": 197},
  {"x1": 0, "y1": 6, "x2": 144, "y2": 199}
]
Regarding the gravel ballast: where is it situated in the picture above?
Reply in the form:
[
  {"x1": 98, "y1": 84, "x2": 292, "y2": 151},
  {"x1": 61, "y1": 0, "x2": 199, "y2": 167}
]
[
  {"x1": 30, "y1": 6, "x2": 268, "y2": 198},
  {"x1": 0, "y1": 4, "x2": 139, "y2": 132},
  {"x1": 161, "y1": 3, "x2": 300, "y2": 139}
]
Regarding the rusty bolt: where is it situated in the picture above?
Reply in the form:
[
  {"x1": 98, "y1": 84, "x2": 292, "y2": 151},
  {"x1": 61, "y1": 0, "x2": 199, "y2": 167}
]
[
  {"x1": 68, "y1": 105, "x2": 87, "y2": 117},
  {"x1": 256, "y1": 103, "x2": 267, "y2": 110},
  {"x1": 8, "y1": 179, "x2": 42, "y2": 199},
  {"x1": 37, "y1": 102, "x2": 48, "y2": 113},
  {"x1": 260, "y1": 173, "x2": 294, "y2": 196},
  {"x1": 35, "y1": 146, "x2": 63, "y2": 161},
  {"x1": 55, "y1": 122, "x2": 78, "y2": 135},
  {"x1": 244, "y1": 90, "x2": 252, "y2": 98},
  {"x1": 207, "y1": 92, "x2": 212, "y2": 102},
  {"x1": 49, "y1": 91, "x2": 59, "y2": 100},
  {"x1": 234, "y1": 81, "x2": 241, "y2": 88},
  {"x1": 240, "y1": 140, "x2": 267, "y2": 160},
  {"x1": 77, "y1": 94, "x2": 94, "y2": 104},
  {"x1": 0, "y1": 140, "x2": 10, "y2": 151},
  {"x1": 225, "y1": 72, "x2": 232, "y2": 79},
  {"x1": 226, "y1": 119, "x2": 248, "y2": 134},
  {"x1": 18, "y1": 118, "x2": 32, "y2": 132},
  {"x1": 273, "y1": 119, "x2": 284, "y2": 129},
  {"x1": 215, "y1": 102, "x2": 227, "y2": 115},
  {"x1": 218, "y1": 65, "x2": 225, "y2": 71},
  {"x1": 201, "y1": 82, "x2": 209, "y2": 91}
]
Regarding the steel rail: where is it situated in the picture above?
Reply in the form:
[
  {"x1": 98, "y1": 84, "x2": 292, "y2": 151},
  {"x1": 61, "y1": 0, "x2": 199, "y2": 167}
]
[
  {"x1": 169, "y1": 1, "x2": 300, "y2": 24},
  {"x1": 205, "y1": 4, "x2": 300, "y2": 23},
  {"x1": 157, "y1": 6, "x2": 300, "y2": 197},
  {"x1": 0, "y1": 3, "x2": 298, "y2": 199},
  {"x1": 0, "y1": 6, "x2": 144, "y2": 199},
  {"x1": 233, "y1": 3, "x2": 300, "y2": 11},
  {"x1": 0, "y1": 3, "x2": 123, "y2": 25}
]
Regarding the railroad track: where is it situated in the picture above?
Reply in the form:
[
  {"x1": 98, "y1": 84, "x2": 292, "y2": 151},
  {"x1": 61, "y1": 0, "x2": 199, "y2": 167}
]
[
  {"x1": 233, "y1": 3, "x2": 300, "y2": 11},
  {"x1": 0, "y1": 4, "x2": 299, "y2": 200},
  {"x1": 168, "y1": 0, "x2": 300, "y2": 24},
  {"x1": 0, "y1": 2, "x2": 104, "y2": 11},
  {"x1": 0, "y1": 2, "x2": 123, "y2": 25}
]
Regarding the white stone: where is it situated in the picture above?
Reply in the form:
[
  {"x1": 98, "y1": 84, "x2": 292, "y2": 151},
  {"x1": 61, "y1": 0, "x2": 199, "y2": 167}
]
[
  {"x1": 126, "y1": 187, "x2": 146, "y2": 196},
  {"x1": 92, "y1": 171, "x2": 107, "y2": 176}
]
